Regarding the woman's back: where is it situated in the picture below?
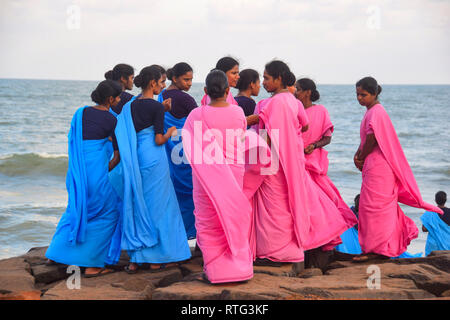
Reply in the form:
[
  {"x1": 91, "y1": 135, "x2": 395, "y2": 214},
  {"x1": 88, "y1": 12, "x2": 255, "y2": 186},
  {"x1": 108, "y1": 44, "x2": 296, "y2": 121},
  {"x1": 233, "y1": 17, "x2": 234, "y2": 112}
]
[
  {"x1": 162, "y1": 89, "x2": 197, "y2": 119},
  {"x1": 130, "y1": 98, "x2": 165, "y2": 134}
]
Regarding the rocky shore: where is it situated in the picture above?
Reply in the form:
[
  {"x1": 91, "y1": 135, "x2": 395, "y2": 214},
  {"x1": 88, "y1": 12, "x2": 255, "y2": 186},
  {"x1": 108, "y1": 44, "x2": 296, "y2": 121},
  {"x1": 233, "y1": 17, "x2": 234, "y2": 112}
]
[{"x1": 0, "y1": 247, "x2": 449, "y2": 300}]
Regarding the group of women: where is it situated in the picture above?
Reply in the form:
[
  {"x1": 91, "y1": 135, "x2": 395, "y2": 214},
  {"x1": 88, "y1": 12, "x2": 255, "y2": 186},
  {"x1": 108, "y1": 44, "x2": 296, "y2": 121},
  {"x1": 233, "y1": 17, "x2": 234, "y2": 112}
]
[{"x1": 45, "y1": 57, "x2": 444, "y2": 283}]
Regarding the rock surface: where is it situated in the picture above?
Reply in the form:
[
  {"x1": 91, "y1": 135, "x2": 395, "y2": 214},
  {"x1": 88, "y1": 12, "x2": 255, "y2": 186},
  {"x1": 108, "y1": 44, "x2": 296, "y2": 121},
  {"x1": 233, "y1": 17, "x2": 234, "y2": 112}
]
[{"x1": 0, "y1": 247, "x2": 449, "y2": 300}]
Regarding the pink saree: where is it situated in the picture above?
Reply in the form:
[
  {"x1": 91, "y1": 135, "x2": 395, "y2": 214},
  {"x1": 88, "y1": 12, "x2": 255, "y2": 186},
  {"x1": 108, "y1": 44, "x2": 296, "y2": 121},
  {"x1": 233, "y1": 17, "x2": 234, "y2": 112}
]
[
  {"x1": 201, "y1": 91, "x2": 238, "y2": 106},
  {"x1": 182, "y1": 104, "x2": 253, "y2": 283},
  {"x1": 252, "y1": 92, "x2": 310, "y2": 262},
  {"x1": 248, "y1": 94, "x2": 354, "y2": 261},
  {"x1": 359, "y1": 104, "x2": 443, "y2": 257},
  {"x1": 302, "y1": 104, "x2": 357, "y2": 250}
]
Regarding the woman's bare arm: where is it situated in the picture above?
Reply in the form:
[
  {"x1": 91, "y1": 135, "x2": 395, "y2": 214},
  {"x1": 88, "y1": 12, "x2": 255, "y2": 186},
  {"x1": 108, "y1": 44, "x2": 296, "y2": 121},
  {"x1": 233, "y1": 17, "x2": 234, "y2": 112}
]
[
  {"x1": 109, "y1": 150, "x2": 120, "y2": 171},
  {"x1": 155, "y1": 126, "x2": 177, "y2": 146}
]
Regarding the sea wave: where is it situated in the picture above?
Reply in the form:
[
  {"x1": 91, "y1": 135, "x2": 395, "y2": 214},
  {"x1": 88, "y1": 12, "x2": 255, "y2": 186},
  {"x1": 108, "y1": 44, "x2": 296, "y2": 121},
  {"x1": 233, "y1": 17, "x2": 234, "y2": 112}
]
[{"x1": 0, "y1": 153, "x2": 68, "y2": 177}]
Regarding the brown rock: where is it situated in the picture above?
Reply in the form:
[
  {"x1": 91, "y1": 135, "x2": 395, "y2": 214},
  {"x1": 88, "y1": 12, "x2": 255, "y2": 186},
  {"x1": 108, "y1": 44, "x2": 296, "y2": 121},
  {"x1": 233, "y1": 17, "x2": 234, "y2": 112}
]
[
  {"x1": 42, "y1": 280, "x2": 144, "y2": 300},
  {"x1": 298, "y1": 268, "x2": 323, "y2": 279},
  {"x1": 414, "y1": 275, "x2": 450, "y2": 297},
  {"x1": 441, "y1": 289, "x2": 450, "y2": 297},
  {"x1": 0, "y1": 290, "x2": 41, "y2": 300},
  {"x1": 391, "y1": 251, "x2": 450, "y2": 272},
  {"x1": 31, "y1": 264, "x2": 69, "y2": 284},
  {"x1": 153, "y1": 273, "x2": 297, "y2": 300},
  {"x1": 0, "y1": 257, "x2": 35, "y2": 298},
  {"x1": 253, "y1": 264, "x2": 294, "y2": 277},
  {"x1": 41, "y1": 267, "x2": 183, "y2": 300},
  {"x1": 179, "y1": 257, "x2": 204, "y2": 277},
  {"x1": 20, "y1": 247, "x2": 49, "y2": 266}
]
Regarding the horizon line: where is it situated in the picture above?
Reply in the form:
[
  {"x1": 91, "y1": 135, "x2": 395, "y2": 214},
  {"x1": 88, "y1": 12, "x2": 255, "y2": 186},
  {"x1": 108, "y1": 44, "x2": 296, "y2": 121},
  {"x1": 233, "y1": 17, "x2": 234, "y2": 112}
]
[{"x1": 1, "y1": 77, "x2": 450, "y2": 86}]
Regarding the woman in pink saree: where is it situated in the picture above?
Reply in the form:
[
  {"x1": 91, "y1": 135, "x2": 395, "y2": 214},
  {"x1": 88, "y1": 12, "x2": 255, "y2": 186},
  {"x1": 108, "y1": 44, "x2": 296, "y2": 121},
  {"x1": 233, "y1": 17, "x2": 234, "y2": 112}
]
[
  {"x1": 249, "y1": 61, "x2": 354, "y2": 268},
  {"x1": 295, "y1": 78, "x2": 357, "y2": 249},
  {"x1": 353, "y1": 77, "x2": 443, "y2": 262},
  {"x1": 201, "y1": 57, "x2": 240, "y2": 106},
  {"x1": 182, "y1": 70, "x2": 254, "y2": 283}
]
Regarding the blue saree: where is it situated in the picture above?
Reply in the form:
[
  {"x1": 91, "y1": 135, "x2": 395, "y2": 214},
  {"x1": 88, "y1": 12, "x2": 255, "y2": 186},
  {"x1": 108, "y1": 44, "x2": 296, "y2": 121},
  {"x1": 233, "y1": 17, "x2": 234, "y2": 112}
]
[
  {"x1": 421, "y1": 211, "x2": 450, "y2": 256},
  {"x1": 114, "y1": 101, "x2": 191, "y2": 264},
  {"x1": 45, "y1": 107, "x2": 121, "y2": 267},
  {"x1": 336, "y1": 224, "x2": 423, "y2": 258},
  {"x1": 164, "y1": 112, "x2": 196, "y2": 239}
]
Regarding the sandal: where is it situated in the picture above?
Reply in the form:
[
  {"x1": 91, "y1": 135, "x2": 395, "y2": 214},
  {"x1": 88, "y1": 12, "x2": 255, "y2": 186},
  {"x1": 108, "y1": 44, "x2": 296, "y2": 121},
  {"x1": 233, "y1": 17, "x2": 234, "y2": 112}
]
[
  {"x1": 253, "y1": 258, "x2": 283, "y2": 267},
  {"x1": 352, "y1": 253, "x2": 389, "y2": 263},
  {"x1": 148, "y1": 262, "x2": 180, "y2": 273},
  {"x1": 84, "y1": 267, "x2": 115, "y2": 278},
  {"x1": 124, "y1": 264, "x2": 139, "y2": 274}
]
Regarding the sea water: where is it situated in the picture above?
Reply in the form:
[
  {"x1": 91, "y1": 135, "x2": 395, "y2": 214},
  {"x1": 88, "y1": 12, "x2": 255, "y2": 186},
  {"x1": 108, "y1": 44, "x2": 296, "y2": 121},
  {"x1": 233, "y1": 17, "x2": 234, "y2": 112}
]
[{"x1": 0, "y1": 79, "x2": 448, "y2": 259}]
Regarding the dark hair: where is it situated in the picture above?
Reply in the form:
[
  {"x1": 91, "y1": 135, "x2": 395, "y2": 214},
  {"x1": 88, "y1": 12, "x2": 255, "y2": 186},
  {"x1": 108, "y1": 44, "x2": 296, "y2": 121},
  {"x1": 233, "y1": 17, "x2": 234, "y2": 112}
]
[
  {"x1": 104, "y1": 63, "x2": 134, "y2": 81},
  {"x1": 205, "y1": 69, "x2": 229, "y2": 100},
  {"x1": 91, "y1": 80, "x2": 122, "y2": 105},
  {"x1": 356, "y1": 76, "x2": 382, "y2": 97},
  {"x1": 216, "y1": 57, "x2": 239, "y2": 73},
  {"x1": 167, "y1": 62, "x2": 193, "y2": 81},
  {"x1": 435, "y1": 191, "x2": 447, "y2": 206},
  {"x1": 265, "y1": 60, "x2": 293, "y2": 87},
  {"x1": 236, "y1": 69, "x2": 259, "y2": 91},
  {"x1": 296, "y1": 78, "x2": 320, "y2": 102},
  {"x1": 150, "y1": 64, "x2": 166, "y2": 75},
  {"x1": 134, "y1": 66, "x2": 162, "y2": 90},
  {"x1": 286, "y1": 71, "x2": 296, "y2": 87}
]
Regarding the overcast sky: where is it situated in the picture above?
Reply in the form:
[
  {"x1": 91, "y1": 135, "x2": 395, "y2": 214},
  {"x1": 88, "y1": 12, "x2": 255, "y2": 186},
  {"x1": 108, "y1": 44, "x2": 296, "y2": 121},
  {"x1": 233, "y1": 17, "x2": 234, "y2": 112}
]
[{"x1": 0, "y1": 0, "x2": 449, "y2": 84}]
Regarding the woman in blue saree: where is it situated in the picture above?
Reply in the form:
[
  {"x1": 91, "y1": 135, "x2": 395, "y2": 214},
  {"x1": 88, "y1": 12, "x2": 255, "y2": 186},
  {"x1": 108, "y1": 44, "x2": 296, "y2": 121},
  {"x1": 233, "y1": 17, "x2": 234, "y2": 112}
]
[
  {"x1": 159, "y1": 62, "x2": 197, "y2": 239},
  {"x1": 421, "y1": 191, "x2": 450, "y2": 255},
  {"x1": 105, "y1": 63, "x2": 136, "y2": 117},
  {"x1": 104, "y1": 63, "x2": 136, "y2": 160},
  {"x1": 45, "y1": 80, "x2": 123, "y2": 277},
  {"x1": 115, "y1": 65, "x2": 191, "y2": 274}
]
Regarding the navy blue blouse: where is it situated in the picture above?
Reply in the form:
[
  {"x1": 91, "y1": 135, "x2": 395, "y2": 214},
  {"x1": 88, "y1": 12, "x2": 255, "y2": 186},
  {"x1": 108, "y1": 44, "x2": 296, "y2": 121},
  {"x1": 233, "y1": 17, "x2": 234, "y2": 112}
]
[
  {"x1": 234, "y1": 96, "x2": 256, "y2": 117},
  {"x1": 131, "y1": 98, "x2": 165, "y2": 134},
  {"x1": 82, "y1": 107, "x2": 118, "y2": 150},
  {"x1": 162, "y1": 89, "x2": 198, "y2": 119},
  {"x1": 110, "y1": 91, "x2": 134, "y2": 115}
]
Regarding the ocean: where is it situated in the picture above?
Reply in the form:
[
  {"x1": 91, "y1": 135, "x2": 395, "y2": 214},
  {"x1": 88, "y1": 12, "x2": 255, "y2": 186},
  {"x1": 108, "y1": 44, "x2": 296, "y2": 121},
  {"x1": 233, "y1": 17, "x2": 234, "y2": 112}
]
[{"x1": 0, "y1": 79, "x2": 448, "y2": 260}]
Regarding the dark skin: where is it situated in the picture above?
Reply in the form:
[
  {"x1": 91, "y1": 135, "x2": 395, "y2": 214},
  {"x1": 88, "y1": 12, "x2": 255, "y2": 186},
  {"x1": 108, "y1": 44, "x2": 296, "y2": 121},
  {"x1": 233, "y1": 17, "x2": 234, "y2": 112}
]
[
  {"x1": 261, "y1": 70, "x2": 292, "y2": 146},
  {"x1": 119, "y1": 74, "x2": 134, "y2": 91},
  {"x1": 237, "y1": 79, "x2": 261, "y2": 127},
  {"x1": 295, "y1": 84, "x2": 331, "y2": 153},
  {"x1": 125, "y1": 75, "x2": 179, "y2": 273},
  {"x1": 167, "y1": 71, "x2": 193, "y2": 92},
  {"x1": 226, "y1": 65, "x2": 240, "y2": 88},
  {"x1": 352, "y1": 87, "x2": 386, "y2": 263},
  {"x1": 353, "y1": 87, "x2": 379, "y2": 172},
  {"x1": 136, "y1": 76, "x2": 177, "y2": 146},
  {"x1": 205, "y1": 86, "x2": 231, "y2": 107},
  {"x1": 205, "y1": 84, "x2": 260, "y2": 132},
  {"x1": 46, "y1": 95, "x2": 122, "y2": 276}
]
